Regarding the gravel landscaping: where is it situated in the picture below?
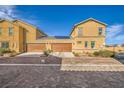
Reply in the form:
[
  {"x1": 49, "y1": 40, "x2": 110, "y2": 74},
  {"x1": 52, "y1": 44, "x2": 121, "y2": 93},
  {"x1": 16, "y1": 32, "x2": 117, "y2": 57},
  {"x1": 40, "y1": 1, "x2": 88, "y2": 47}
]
[{"x1": 0, "y1": 55, "x2": 62, "y2": 64}]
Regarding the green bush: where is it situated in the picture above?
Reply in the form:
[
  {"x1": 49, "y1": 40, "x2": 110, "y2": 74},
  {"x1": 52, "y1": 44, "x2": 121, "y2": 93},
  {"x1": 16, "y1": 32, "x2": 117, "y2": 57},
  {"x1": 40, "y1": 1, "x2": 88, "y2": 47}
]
[
  {"x1": 2, "y1": 49, "x2": 12, "y2": 54},
  {"x1": 0, "y1": 48, "x2": 13, "y2": 56},
  {"x1": 43, "y1": 51, "x2": 49, "y2": 56},
  {"x1": 93, "y1": 51, "x2": 99, "y2": 56},
  {"x1": 47, "y1": 49, "x2": 53, "y2": 53},
  {"x1": 93, "y1": 50, "x2": 114, "y2": 57},
  {"x1": 0, "y1": 48, "x2": 5, "y2": 56},
  {"x1": 73, "y1": 52, "x2": 80, "y2": 57},
  {"x1": 87, "y1": 53, "x2": 94, "y2": 57},
  {"x1": 43, "y1": 50, "x2": 52, "y2": 57}
]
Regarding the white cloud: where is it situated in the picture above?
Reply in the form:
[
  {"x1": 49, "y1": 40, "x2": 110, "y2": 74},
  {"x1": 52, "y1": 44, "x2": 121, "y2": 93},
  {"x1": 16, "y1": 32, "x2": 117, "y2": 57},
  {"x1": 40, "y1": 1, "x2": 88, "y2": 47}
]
[
  {"x1": 107, "y1": 24, "x2": 124, "y2": 38},
  {"x1": 0, "y1": 5, "x2": 41, "y2": 27},
  {"x1": 0, "y1": 5, "x2": 16, "y2": 20},
  {"x1": 106, "y1": 24, "x2": 124, "y2": 44}
]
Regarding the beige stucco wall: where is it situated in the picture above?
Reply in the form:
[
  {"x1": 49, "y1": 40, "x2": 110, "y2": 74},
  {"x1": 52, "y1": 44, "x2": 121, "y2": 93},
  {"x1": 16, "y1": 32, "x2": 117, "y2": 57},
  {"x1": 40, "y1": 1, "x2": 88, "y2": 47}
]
[
  {"x1": 0, "y1": 20, "x2": 22, "y2": 52},
  {"x1": 70, "y1": 20, "x2": 106, "y2": 53},
  {"x1": 71, "y1": 20, "x2": 106, "y2": 37},
  {"x1": 72, "y1": 37, "x2": 105, "y2": 53},
  {"x1": 13, "y1": 20, "x2": 36, "y2": 43},
  {"x1": 0, "y1": 20, "x2": 46, "y2": 53},
  {"x1": 13, "y1": 20, "x2": 45, "y2": 43}
]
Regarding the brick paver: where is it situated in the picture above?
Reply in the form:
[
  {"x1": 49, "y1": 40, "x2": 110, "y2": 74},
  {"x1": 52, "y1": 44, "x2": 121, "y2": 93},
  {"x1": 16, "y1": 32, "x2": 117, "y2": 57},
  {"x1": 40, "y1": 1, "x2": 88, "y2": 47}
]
[
  {"x1": 0, "y1": 56, "x2": 124, "y2": 87},
  {"x1": 61, "y1": 57, "x2": 124, "y2": 71}
]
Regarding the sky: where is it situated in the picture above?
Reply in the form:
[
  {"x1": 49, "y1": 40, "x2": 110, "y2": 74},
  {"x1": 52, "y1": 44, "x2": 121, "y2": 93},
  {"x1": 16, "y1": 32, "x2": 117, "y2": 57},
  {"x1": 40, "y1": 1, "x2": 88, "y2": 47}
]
[{"x1": 0, "y1": 5, "x2": 124, "y2": 45}]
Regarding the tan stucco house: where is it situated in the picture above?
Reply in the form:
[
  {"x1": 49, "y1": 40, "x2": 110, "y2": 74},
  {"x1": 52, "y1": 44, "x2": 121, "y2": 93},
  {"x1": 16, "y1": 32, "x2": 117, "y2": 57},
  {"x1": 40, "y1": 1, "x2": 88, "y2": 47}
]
[{"x1": 0, "y1": 18, "x2": 107, "y2": 53}]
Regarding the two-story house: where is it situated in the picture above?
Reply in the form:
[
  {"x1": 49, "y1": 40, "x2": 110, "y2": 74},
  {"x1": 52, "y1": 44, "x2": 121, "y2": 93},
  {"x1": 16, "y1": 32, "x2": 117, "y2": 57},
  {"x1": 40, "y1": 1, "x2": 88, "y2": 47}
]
[
  {"x1": 0, "y1": 19, "x2": 46, "y2": 52},
  {"x1": 70, "y1": 18, "x2": 107, "y2": 53},
  {"x1": 0, "y1": 18, "x2": 107, "y2": 53}
]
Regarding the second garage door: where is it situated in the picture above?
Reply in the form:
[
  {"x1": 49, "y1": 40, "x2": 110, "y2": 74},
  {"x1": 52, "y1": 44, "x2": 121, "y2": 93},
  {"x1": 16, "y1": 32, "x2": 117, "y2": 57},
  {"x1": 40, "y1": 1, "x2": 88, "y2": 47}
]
[
  {"x1": 27, "y1": 43, "x2": 46, "y2": 52},
  {"x1": 51, "y1": 43, "x2": 72, "y2": 52}
]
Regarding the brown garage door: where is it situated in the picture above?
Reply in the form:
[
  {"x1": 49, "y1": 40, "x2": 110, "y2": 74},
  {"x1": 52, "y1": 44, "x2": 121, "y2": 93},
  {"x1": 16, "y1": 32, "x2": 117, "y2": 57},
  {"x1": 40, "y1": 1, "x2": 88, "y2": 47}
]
[
  {"x1": 27, "y1": 43, "x2": 46, "y2": 52},
  {"x1": 51, "y1": 43, "x2": 72, "y2": 52}
]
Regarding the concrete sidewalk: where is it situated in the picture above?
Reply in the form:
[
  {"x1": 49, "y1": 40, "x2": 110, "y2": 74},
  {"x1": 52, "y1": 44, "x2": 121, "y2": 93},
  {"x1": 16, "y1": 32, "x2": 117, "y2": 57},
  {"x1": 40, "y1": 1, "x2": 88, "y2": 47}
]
[
  {"x1": 17, "y1": 52, "x2": 43, "y2": 57},
  {"x1": 50, "y1": 52, "x2": 74, "y2": 58},
  {"x1": 18, "y1": 52, "x2": 74, "y2": 58}
]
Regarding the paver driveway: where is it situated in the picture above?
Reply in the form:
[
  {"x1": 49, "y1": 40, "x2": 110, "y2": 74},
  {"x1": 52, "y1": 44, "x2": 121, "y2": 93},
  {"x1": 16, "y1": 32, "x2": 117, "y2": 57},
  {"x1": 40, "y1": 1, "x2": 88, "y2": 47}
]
[
  {"x1": 61, "y1": 57, "x2": 124, "y2": 71},
  {"x1": 0, "y1": 56, "x2": 124, "y2": 88}
]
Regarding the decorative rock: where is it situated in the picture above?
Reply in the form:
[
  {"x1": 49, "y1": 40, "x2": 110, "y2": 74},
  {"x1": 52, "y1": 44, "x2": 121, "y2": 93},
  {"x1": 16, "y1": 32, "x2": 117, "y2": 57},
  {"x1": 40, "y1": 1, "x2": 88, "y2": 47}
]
[{"x1": 41, "y1": 59, "x2": 45, "y2": 63}]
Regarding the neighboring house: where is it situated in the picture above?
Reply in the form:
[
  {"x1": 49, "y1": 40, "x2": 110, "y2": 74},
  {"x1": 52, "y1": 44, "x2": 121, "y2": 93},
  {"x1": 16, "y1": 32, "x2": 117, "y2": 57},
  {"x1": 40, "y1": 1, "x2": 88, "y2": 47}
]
[
  {"x1": 105, "y1": 44, "x2": 124, "y2": 52},
  {"x1": 0, "y1": 19, "x2": 46, "y2": 52},
  {"x1": 0, "y1": 20, "x2": 25, "y2": 52},
  {"x1": 0, "y1": 18, "x2": 107, "y2": 53}
]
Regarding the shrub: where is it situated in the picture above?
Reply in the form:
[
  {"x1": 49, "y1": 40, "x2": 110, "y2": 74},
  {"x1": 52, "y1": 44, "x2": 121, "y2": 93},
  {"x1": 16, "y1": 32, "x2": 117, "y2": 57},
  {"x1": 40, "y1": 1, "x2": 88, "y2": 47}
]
[
  {"x1": 93, "y1": 50, "x2": 114, "y2": 57},
  {"x1": 0, "y1": 48, "x2": 14, "y2": 56},
  {"x1": 73, "y1": 52, "x2": 80, "y2": 57},
  {"x1": 93, "y1": 51, "x2": 99, "y2": 56},
  {"x1": 43, "y1": 50, "x2": 52, "y2": 57},
  {"x1": 43, "y1": 51, "x2": 49, "y2": 56},
  {"x1": 47, "y1": 49, "x2": 53, "y2": 53},
  {"x1": 87, "y1": 53, "x2": 94, "y2": 57},
  {"x1": 0, "y1": 48, "x2": 5, "y2": 56},
  {"x1": 2, "y1": 49, "x2": 12, "y2": 54},
  {"x1": 0, "y1": 48, "x2": 12, "y2": 54}
]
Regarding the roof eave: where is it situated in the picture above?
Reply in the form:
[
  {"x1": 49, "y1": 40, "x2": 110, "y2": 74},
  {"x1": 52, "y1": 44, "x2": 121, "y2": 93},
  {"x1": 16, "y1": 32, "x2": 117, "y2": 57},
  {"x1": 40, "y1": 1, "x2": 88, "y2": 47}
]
[
  {"x1": 70, "y1": 18, "x2": 107, "y2": 36},
  {"x1": 74, "y1": 18, "x2": 107, "y2": 26},
  {"x1": 13, "y1": 19, "x2": 47, "y2": 36}
]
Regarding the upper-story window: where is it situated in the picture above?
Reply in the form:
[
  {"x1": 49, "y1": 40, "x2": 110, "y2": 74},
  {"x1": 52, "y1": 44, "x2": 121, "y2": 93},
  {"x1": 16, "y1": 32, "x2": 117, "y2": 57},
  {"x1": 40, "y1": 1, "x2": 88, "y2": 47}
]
[
  {"x1": 0, "y1": 27, "x2": 2, "y2": 35},
  {"x1": 78, "y1": 27, "x2": 83, "y2": 37},
  {"x1": 98, "y1": 27, "x2": 103, "y2": 35},
  {"x1": 8, "y1": 27, "x2": 14, "y2": 36}
]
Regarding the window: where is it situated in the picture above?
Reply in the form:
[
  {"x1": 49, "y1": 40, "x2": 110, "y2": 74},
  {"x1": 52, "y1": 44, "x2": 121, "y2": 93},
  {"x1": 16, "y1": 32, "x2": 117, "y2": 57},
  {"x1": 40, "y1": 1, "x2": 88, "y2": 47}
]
[
  {"x1": 98, "y1": 27, "x2": 102, "y2": 35},
  {"x1": 78, "y1": 27, "x2": 83, "y2": 37},
  {"x1": 91, "y1": 41, "x2": 95, "y2": 48},
  {"x1": 0, "y1": 27, "x2": 2, "y2": 35},
  {"x1": 85, "y1": 41, "x2": 88, "y2": 48},
  {"x1": 8, "y1": 27, "x2": 13, "y2": 36},
  {"x1": 1, "y1": 42, "x2": 9, "y2": 48},
  {"x1": 77, "y1": 41, "x2": 82, "y2": 44}
]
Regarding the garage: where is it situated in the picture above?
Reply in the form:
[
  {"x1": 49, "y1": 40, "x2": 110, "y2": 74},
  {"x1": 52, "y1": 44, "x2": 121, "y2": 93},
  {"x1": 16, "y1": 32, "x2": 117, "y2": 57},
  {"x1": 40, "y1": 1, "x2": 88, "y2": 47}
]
[
  {"x1": 27, "y1": 43, "x2": 46, "y2": 52},
  {"x1": 51, "y1": 43, "x2": 72, "y2": 52}
]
